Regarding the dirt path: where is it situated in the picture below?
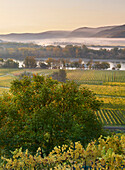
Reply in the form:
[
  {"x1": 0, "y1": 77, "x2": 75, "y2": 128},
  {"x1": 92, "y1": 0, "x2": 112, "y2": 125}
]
[{"x1": 103, "y1": 126, "x2": 125, "y2": 131}]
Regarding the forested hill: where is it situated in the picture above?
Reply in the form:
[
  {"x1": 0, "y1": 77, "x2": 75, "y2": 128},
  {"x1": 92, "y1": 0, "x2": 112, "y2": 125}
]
[
  {"x1": 0, "y1": 42, "x2": 125, "y2": 60},
  {"x1": 0, "y1": 24, "x2": 125, "y2": 41}
]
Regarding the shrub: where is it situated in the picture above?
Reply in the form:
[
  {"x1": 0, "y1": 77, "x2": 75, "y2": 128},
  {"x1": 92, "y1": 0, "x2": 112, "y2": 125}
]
[{"x1": 1, "y1": 135, "x2": 125, "y2": 169}]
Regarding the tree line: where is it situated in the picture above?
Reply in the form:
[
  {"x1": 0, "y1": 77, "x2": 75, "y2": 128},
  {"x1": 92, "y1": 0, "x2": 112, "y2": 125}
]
[
  {"x1": 0, "y1": 57, "x2": 121, "y2": 70},
  {"x1": 0, "y1": 42, "x2": 125, "y2": 60}
]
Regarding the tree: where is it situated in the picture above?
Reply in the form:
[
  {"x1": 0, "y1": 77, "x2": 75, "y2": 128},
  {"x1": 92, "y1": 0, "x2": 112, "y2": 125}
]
[
  {"x1": 93, "y1": 61, "x2": 101, "y2": 70},
  {"x1": 23, "y1": 56, "x2": 37, "y2": 68},
  {"x1": 116, "y1": 63, "x2": 121, "y2": 70},
  {"x1": 0, "y1": 75, "x2": 103, "y2": 157},
  {"x1": 100, "y1": 62, "x2": 110, "y2": 70},
  {"x1": 0, "y1": 58, "x2": 4, "y2": 62},
  {"x1": 2, "y1": 59, "x2": 19, "y2": 68},
  {"x1": 51, "y1": 69, "x2": 67, "y2": 82},
  {"x1": 45, "y1": 58, "x2": 55, "y2": 67},
  {"x1": 87, "y1": 59, "x2": 93, "y2": 69},
  {"x1": 39, "y1": 62, "x2": 49, "y2": 69}
]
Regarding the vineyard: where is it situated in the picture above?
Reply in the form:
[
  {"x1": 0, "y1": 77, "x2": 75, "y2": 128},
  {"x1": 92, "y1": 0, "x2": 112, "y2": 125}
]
[
  {"x1": 0, "y1": 69, "x2": 125, "y2": 126},
  {"x1": 95, "y1": 109, "x2": 125, "y2": 125},
  {"x1": 67, "y1": 70, "x2": 125, "y2": 126}
]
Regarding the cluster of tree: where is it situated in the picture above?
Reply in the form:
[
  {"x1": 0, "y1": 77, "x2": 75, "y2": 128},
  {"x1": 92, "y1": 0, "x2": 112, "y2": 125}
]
[
  {"x1": 0, "y1": 58, "x2": 19, "y2": 68},
  {"x1": 39, "y1": 58, "x2": 111, "y2": 70},
  {"x1": 0, "y1": 56, "x2": 120, "y2": 70},
  {"x1": 0, "y1": 42, "x2": 125, "y2": 60},
  {"x1": 0, "y1": 75, "x2": 103, "y2": 157},
  {"x1": 90, "y1": 61, "x2": 110, "y2": 70},
  {"x1": 45, "y1": 58, "x2": 84, "y2": 69}
]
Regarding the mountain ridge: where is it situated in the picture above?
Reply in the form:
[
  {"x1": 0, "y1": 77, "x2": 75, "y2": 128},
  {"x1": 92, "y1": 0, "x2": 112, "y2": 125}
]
[{"x1": 0, "y1": 24, "x2": 125, "y2": 41}]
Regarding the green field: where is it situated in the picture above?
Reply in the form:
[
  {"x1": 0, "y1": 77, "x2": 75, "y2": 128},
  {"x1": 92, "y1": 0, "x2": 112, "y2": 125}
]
[{"x1": 0, "y1": 69, "x2": 125, "y2": 126}]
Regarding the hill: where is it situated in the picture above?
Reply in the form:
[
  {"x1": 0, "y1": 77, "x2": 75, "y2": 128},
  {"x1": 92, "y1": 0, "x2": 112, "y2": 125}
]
[
  {"x1": 0, "y1": 31, "x2": 70, "y2": 41},
  {"x1": 68, "y1": 26, "x2": 115, "y2": 38},
  {"x1": 0, "y1": 24, "x2": 125, "y2": 41},
  {"x1": 93, "y1": 24, "x2": 125, "y2": 38}
]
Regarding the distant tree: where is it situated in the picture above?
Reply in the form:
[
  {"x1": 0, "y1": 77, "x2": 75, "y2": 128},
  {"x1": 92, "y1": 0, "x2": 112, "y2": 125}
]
[
  {"x1": 81, "y1": 63, "x2": 85, "y2": 69},
  {"x1": 2, "y1": 59, "x2": 19, "y2": 68},
  {"x1": 51, "y1": 69, "x2": 67, "y2": 83},
  {"x1": 87, "y1": 59, "x2": 93, "y2": 69},
  {"x1": 59, "y1": 59, "x2": 67, "y2": 68},
  {"x1": 0, "y1": 58, "x2": 4, "y2": 67},
  {"x1": 39, "y1": 62, "x2": 49, "y2": 69},
  {"x1": 0, "y1": 58, "x2": 4, "y2": 62},
  {"x1": 45, "y1": 58, "x2": 56, "y2": 67},
  {"x1": 75, "y1": 47, "x2": 82, "y2": 58},
  {"x1": 93, "y1": 61, "x2": 101, "y2": 70},
  {"x1": 112, "y1": 67, "x2": 115, "y2": 70},
  {"x1": 23, "y1": 56, "x2": 37, "y2": 68},
  {"x1": 100, "y1": 62, "x2": 110, "y2": 70},
  {"x1": 116, "y1": 63, "x2": 121, "y2": 70},
  {"x1": 70, "y1": 61, "x2": 79, "y2": 68},
  {"x1": 64, "y1": 45, "x2": 76, "y2": 58}
]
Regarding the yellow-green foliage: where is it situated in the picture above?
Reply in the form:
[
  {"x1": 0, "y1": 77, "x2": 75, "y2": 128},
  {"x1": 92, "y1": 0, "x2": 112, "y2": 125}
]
[{"x1": 1, "y1": 135, "x2": 125, "y2": 170}]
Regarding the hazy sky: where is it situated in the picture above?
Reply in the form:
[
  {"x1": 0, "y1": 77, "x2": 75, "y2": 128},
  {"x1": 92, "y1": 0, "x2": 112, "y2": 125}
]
[{"x1": 0, "y1": 0, "x2": 125, "y2": 34}]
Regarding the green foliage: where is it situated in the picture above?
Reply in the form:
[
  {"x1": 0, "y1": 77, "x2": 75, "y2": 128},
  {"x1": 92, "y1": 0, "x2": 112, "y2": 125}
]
[{"x1": 0, "y1": 75, "x2": 102, "y2": 157}]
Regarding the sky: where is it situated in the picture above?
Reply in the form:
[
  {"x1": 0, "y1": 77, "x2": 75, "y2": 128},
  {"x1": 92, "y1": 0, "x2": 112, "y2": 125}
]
[{"x1": 0, "y1": 0, "x2": 125, "y2": 34}]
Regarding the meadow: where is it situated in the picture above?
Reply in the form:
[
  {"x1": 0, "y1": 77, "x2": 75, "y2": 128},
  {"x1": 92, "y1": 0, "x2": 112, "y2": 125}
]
[{"x1": 0, "y1": 68, "x2": 125, "y2": 126}]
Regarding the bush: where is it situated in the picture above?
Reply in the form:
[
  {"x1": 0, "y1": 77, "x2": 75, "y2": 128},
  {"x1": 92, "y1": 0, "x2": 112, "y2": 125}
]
[
  {"x1": 1, "y1": 134, "x2": 125, "y2": 169},
  {"x1": 0, "y1": 75, "x2": 102, "y2": 157}
]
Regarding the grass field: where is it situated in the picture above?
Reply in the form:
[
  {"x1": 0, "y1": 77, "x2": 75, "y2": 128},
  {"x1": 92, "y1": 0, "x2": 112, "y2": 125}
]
[{"x1": 0, "y1": 68, "x2": 124, "y2": 126}]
